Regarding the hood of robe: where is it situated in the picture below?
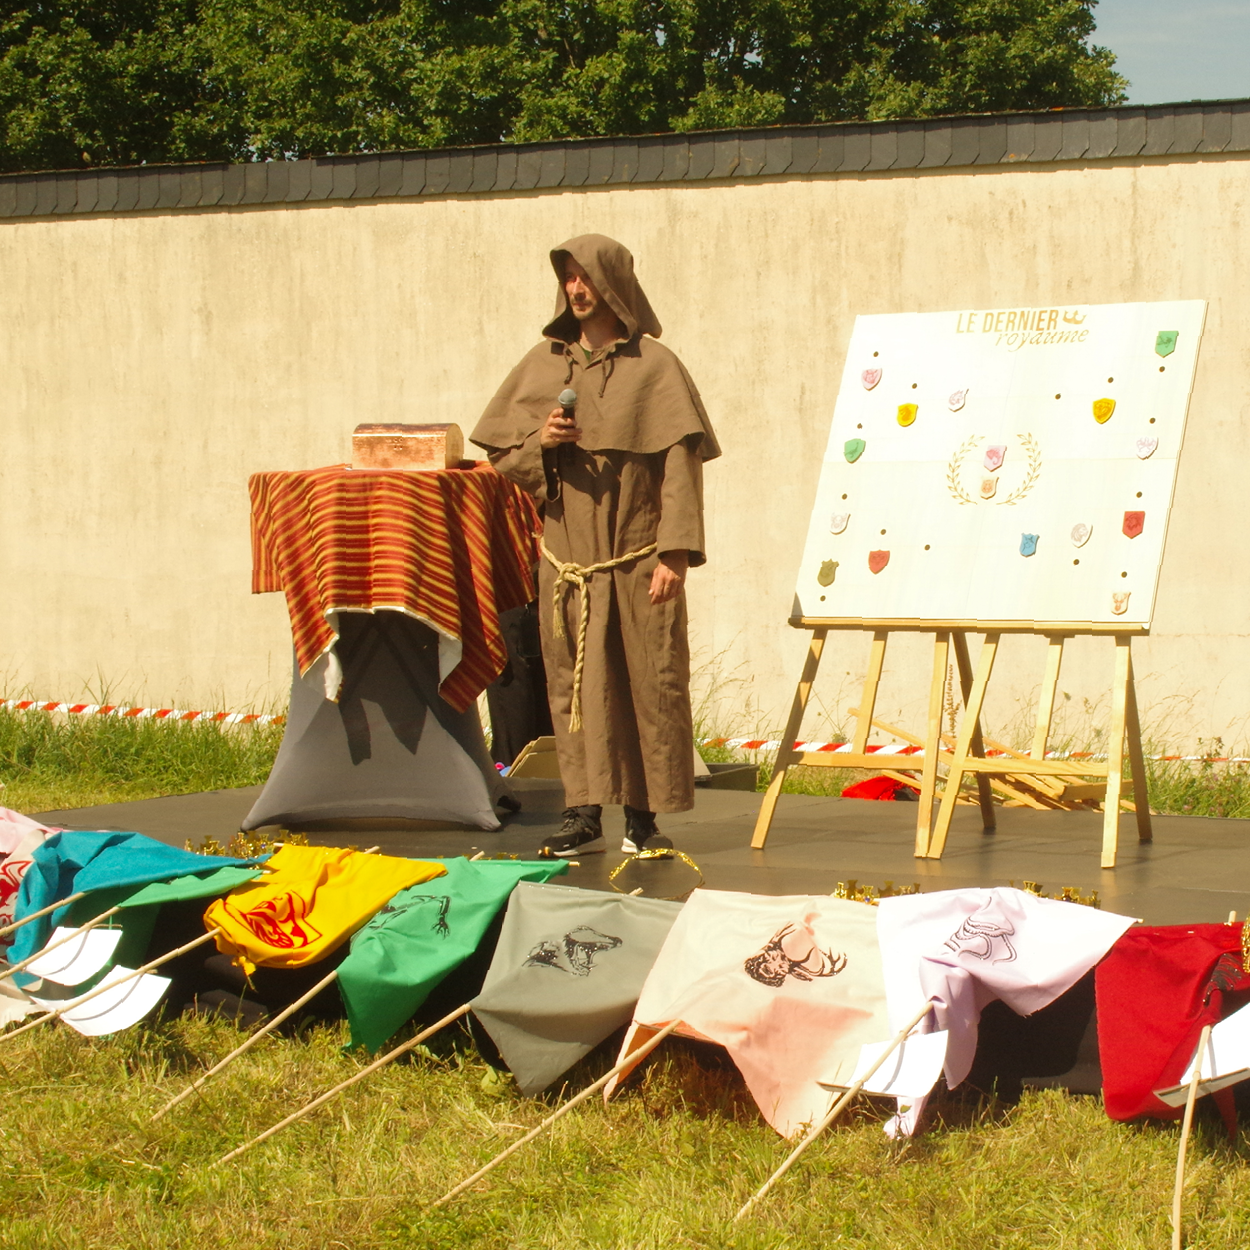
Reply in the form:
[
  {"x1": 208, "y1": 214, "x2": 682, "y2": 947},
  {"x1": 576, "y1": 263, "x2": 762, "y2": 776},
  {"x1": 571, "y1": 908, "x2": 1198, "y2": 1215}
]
[
  {"x1": 471, "y1": 235, "x2": 719, "y2": 461},
  {"x1": 543, "y1": 234, "x2": 662, "y2": 342}
]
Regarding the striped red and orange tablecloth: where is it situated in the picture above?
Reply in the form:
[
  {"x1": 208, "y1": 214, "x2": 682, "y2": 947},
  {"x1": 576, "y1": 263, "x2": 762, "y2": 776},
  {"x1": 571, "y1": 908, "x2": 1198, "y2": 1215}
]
[{"x1": 249, "y1": 462, "x2": 539, "y2": 713}]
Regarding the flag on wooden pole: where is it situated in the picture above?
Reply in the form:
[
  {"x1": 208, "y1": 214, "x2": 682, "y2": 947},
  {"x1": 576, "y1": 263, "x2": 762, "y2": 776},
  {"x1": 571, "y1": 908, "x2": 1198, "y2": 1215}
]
[
  {"x1": 9, "y1": 832, "x2": 263, "y2": 972},
  {"x1": 337, "y1": 857, "x2": 568, "y2": 1053},
  {"x1": 204, "y1": 845, "x2": 446, "y2": 975},
  {"x1": 0, "y1": 808, "x2": 62, "y2": 936},
  {"x1": 608, "y1": 890, "x2": 891, "y2": 1138},
  {"x1": 877, "y1": 887, "x2": 1135, "y2": 1134},
  {"x1": 471, "y1": 882, "x2": 683, "y2": 1096}
]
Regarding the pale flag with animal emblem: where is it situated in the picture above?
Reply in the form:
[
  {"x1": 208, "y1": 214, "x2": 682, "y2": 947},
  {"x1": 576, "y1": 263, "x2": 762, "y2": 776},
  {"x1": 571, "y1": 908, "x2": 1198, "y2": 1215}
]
[
  {"x1": 875, "y1": 887, "x2": 1135, "y2": 1134},
  {"x1": 471, "y1": 882, "x2": 683, "y2": 1096},
  {"x1": 607, "y1": 890, "x2": 890, "y2": 1138}
]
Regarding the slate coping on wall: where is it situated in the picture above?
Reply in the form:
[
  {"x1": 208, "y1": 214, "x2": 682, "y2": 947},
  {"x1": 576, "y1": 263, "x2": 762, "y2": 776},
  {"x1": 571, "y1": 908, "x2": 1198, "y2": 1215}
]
[{"x1": 2, "y1": 99, "x2": 1248, "y2": 221}]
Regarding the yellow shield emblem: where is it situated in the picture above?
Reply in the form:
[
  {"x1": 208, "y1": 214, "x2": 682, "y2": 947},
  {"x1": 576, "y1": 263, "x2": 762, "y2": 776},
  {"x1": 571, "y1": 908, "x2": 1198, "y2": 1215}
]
[
  {"x1": 1092, "y1": 398, "x2": 1116, "y2": 424},
  {"x1": 897, "y1": 403, "x2": 918, "y2": 427}
]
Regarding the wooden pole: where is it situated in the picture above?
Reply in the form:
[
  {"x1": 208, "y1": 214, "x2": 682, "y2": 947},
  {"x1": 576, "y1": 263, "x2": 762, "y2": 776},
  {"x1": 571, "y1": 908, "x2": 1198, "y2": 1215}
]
[
  {"x1": 733, "y1": 1001, "x2": 934, "y2": 1222},
  {"x1": 1171, "y1": 1026, "x2": 1210, "y2": 1244},
  {"x1": 1102, "y1": 636, "x2": 1132, "y2": 868},
  {"x1": 0, "y1": 891, "x2": 88, "y2": 940},
  {"x1": 915, "y1": 632, "x2": 950, "y2": 857},
  {"x1": 751, "y1": 629, "x2": 827, "y2": 849},
  {"x1": 0, "y1": 905, "x2": 122, "y2": 985},
  {"x1": 0, "y1": 928, "x2": 221, "y2": 1044},
  {"x1": 1123, "y1": 644, "x2": 1153, "y2": 844},
  {"x1": 1030, "y1": 636, "x2": 1065, "y2": 761},
  {"x1": 432, "y1": 1018, "x2": 682, "y2": 1207},
  {"x1": 928, "y1": 634, "x2": 1000, "y2": 858},
  {"x1": 152, "y1": 967, "x2": 342, "y2": 1122},
  {"x1": 850, "y1": 630, "x2": 889, "y2": 755},
  {"x1": 951, "y1": 631, "x2": 997, "y2": 830},
  {"x1": 213, "y1": 1002, "x2": 472, "y2": 1167},
  {"x1": 1171, "y1": 1024, "x2": 1211, "y2": 1250}
]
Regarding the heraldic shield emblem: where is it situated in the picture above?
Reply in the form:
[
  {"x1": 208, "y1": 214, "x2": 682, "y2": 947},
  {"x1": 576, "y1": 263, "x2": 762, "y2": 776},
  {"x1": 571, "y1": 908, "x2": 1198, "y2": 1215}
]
[
  {"x1": 1155, "y1": 330, "x2": 1178, "y2": 358},
  {"x1": 1123, "y1": 510, "x2": 1145, "y2": 539},
  {"x1": 1112, "y1": 591, "x2": 1131, "y2": 615},
  {"x1": 980, "y1": 476, "x2": 998, "y2": 500},
  {"x1": 948, "y1": 388, "x2": 968, "y2": 412},
  {"x1": 829, "y1": 513, "x2": 850, "y2": 534},
  {"x1": 1019, "y1": 533, "x2": 1039, "y2": 558},
  {"x1": 862, "y1": 367, "x2": 882, "y2": 390},
  {"x1": 868, "y1": 549, "x2": 890, "y2": 574},
  {"x1": 844, "y1": 438, "x2": 866, "y2": 463},
  {"x1": 1092, "y1": 398, "x2": 1116, "y2": 424},
  {"x1": 1136, "y1": 437, "x2": 1158, "y2": 460},
  {"x1": 983, "y1": 444, "x2": 1007, "y2": 473},
  {"x1": 897, "y1": 403, "x2": 918, "y2": 427},
  {"x1": 1071, "y1": 522, "x2": 1092, "y2": 548},
  {"x1": 817, "y1": 560, "x2": 839, "y2": 587}
]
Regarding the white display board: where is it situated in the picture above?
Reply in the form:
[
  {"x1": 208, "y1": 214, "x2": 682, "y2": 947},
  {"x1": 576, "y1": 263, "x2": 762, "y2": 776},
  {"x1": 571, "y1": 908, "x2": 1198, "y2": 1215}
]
[{"x1": 794, "y1": 301, "x2": 1206, "y2": 627}]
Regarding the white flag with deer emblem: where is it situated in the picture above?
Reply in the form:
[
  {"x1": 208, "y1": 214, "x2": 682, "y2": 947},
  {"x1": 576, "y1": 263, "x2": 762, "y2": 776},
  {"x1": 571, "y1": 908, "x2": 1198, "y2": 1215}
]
[
  {"x1": 607, "y1": 889, "x2": 890, "y2": 1138},
  {"x1": 877, "y1": 887, "x2": 1135, "y2": 1098}
]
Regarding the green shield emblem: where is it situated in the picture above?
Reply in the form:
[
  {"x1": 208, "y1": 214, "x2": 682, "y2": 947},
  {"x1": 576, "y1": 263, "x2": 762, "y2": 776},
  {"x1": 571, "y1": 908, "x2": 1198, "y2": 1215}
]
[
  {"x1": 1155, "y1": 331, "x2": 1178, "y2": 358},
  {"x1": 844, "y1": 438, "x2": 866, "y2": 463}
]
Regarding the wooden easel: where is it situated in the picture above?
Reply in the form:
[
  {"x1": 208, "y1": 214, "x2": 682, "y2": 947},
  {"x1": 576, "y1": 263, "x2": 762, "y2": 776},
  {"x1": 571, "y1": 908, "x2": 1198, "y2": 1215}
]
[{"x1": 750, "y1": 619, "x2": 1152, "y2": 869}]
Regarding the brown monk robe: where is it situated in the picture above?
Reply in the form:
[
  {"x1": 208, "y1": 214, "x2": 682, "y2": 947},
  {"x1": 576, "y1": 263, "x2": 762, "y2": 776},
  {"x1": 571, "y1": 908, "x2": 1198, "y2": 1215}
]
[{"x1": 471, "y1": 234, "x2": 719, "y2": 855}]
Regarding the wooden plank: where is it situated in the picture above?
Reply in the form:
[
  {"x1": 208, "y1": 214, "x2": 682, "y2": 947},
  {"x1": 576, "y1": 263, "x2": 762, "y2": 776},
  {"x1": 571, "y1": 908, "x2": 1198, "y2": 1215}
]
[
  {"x1": 952, "y1": 632, "x2": 996, "y2": 830},
  {"x1": 1101, "y1": 635, "x2": 1132, "y2": 868},
  {"x1": 1124, "y1": 644, "x2": 1154, "y2": 843},
  {"x1": 851, "y1": 631, "x2": 889, "y2": 754},
  {"x1": 791, "y1": 616, "x2": 1148, "y2": 635},
  {"x1": 928, "y1": 633, "x2": 1000, "y2": 858},
  {"x1": 751, "y1": 629, "x2": 827, "y2": 850},
  {"x1": 1031, "y1": 636, "x2": 1065, "y2": 760},
  {"x1": 950, "y1": 756, "x2": 1110, "y2": 778},
  {"x1": 916, "y1": 632, "x2": 950, "y2": 856}
]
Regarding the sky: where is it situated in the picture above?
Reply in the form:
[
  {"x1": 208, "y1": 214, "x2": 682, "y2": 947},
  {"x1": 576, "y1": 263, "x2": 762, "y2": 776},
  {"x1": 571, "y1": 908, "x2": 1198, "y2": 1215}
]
[{"x1": 1092, "y1": 0, "x2": 1250, "y2": 104}]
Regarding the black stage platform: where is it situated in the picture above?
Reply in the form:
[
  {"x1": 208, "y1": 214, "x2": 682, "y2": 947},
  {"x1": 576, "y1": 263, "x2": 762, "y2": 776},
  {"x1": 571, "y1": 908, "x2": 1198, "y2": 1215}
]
[{"x1": 33, "y1": 782, "x2": 1250, "y2": 926}]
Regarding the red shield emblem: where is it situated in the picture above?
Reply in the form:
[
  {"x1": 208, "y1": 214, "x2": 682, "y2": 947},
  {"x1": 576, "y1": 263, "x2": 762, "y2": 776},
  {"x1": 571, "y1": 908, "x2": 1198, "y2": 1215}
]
[
  {"x1": 868, "y1": 550, "x2": 890, "y2": 574},
  {"x1": 862, "y1": 368, "x2": 882, "y2": 390},
  {"x1": 1122, "y1": 511, "x2": 1145, "y2": 539}
]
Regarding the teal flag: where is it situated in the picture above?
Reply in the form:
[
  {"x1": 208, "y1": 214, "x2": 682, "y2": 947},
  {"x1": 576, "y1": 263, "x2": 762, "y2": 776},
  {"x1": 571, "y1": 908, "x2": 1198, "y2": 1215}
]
[
  {"x1": 337, "y1": 857, "x2": 567, "y2": 1053},
  {"x1": 9, "y1": 832, "x2": 262, "y2": 968}
]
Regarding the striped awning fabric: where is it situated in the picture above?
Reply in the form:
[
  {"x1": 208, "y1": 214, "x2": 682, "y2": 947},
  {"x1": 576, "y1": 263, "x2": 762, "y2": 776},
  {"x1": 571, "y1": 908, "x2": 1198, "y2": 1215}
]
[{"x1": 249, "y1": 462, "x2": 539, "y2": 712}]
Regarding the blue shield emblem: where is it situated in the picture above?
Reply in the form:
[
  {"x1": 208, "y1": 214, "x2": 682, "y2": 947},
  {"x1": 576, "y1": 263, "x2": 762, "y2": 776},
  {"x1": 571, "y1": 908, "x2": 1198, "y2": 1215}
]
[
  {"x1": 1020, "y1": 533, "x2": 1039, "y2": 558},
  {"x1": 844, "y1": 439, "x2": 866, "y2": 463}
]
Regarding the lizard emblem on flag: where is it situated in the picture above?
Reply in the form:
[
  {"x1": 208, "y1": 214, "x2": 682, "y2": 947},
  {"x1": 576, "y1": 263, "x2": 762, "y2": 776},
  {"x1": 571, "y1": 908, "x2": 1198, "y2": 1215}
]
[
  {"x1": 375, "y1": 893, "x2": 451, "y2": 938},
  {"x1": 525, "y1": 925, "x2": 622, "y2": 977},
  {"x1": 944, "y1": 915, "x2": 1017, "y2": 964},
  {"x1": 744, "y1": 922, "x2": 847, "y2": 988}
]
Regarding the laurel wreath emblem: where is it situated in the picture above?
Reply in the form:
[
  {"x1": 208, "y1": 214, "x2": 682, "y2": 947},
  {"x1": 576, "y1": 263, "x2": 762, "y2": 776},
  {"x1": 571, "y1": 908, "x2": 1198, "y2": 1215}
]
[{"x1": 946, "y1": 433, "x2": 1042, "y2": 506}]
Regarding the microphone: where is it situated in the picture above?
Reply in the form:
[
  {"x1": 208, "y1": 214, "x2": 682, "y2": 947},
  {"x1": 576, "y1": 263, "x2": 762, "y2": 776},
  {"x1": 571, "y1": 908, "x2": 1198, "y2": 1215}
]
[{"x1": 558, "y1": 388, "x2": 577, "y2": 420}]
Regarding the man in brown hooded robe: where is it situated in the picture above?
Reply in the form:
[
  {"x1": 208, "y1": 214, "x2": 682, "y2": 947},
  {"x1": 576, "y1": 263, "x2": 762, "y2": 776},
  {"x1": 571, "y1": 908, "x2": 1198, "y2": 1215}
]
[{"x1": 471, "y1": 234, "x2": 719, "y2": 857}]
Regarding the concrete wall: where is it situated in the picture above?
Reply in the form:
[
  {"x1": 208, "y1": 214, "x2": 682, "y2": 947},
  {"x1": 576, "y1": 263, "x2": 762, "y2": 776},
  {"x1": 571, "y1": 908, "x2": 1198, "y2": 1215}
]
[{"x1": 3, "y1": 151, "x2": 1249, "y2": 748}]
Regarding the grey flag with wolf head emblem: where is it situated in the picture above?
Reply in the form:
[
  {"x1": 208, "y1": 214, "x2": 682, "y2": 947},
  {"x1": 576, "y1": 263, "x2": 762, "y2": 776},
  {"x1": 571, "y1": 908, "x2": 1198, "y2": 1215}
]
[{"x1": 471, "y1": 881, "x2": 682, "y2": 1095}]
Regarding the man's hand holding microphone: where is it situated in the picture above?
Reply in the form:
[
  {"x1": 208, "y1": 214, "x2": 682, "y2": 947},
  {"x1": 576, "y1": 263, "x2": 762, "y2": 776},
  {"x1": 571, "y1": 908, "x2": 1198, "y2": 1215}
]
[{"x1": 540, "y1": 388, "x2": 582, "y2": 448}]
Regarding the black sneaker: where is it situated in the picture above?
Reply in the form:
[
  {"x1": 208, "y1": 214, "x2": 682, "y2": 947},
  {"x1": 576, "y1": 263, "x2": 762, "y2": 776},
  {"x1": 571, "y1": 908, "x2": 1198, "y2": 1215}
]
[
  {"x1": 540, "y1": 807, "x2": 606, "y2": 858},
  {"x1": 621, "y1": 807, "x2": 674, "y2": 857}
]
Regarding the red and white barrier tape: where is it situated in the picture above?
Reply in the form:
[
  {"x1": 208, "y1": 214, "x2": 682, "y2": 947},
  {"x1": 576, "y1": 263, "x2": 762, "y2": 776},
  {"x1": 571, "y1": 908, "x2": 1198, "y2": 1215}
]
[
  {"x1": 1, "y1": 700, "x2": 283, "y2": 726},
  {"x1": 699, "y1": 737, "x2": 1250, "y2": 765}
]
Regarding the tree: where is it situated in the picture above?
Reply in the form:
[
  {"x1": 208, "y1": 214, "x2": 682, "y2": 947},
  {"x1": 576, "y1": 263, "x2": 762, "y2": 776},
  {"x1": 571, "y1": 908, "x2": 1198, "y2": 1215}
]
[{"x1": 0, "y1": 1, "x2": 1126, "y2": 172}]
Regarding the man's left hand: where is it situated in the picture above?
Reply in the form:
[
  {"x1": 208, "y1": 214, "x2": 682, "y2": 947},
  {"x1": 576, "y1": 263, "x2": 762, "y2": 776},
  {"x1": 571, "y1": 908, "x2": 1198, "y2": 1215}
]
[{"x1": 649, "y1": 550, "x2": 689, "y2": 605}]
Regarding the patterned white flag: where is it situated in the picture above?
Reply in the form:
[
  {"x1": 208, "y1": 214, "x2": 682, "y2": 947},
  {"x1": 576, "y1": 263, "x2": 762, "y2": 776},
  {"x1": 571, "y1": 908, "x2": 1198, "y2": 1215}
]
[
  {"x1": 608, "y1": 889, "x2": 890, "y2": 1138},
  {"x1": 876, "y1": 887, "x2": 1134, "y2": 1133}
]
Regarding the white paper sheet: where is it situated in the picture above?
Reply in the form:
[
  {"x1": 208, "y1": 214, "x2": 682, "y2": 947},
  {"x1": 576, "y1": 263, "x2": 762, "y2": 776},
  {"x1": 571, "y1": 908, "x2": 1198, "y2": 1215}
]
[
  {"x1": 31, "y1": 966, "x2": 171, "y2": 1037},
  {"x1": 821, "y1": 1029, "x2": 949, "y2": 1100},
  {"x1": 23, "y1": 925, "x2": 123, "y2": 986},
  {"x1": 1155, "y1": 1002, "x2": 1250, "y2": 1107}
]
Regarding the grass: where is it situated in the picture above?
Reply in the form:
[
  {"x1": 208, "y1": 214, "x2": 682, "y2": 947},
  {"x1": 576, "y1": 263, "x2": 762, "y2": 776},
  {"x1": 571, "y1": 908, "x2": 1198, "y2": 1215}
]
[
  {"x1": 0, "y1": 707, "x2": 285, "y2": 814},
  {"x1": 7, "y1": 709, "x2": 1250, "y2": 1244},
  {"x1": 5, "y1": 1012, "x2": 1250, "y2": 1250}
]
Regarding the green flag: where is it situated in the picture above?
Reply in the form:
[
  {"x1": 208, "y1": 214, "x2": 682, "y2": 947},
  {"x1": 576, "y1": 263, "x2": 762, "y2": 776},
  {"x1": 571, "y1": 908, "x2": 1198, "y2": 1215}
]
[{"x1": 337, "y1": 857, "x2": 568, "y2": 1053}]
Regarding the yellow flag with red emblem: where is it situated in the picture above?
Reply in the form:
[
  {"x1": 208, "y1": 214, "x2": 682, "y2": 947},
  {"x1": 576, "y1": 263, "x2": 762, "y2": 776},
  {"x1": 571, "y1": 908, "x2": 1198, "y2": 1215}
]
[{"x1": 204, "y1": 845, "x2": 446, "y2": 975}]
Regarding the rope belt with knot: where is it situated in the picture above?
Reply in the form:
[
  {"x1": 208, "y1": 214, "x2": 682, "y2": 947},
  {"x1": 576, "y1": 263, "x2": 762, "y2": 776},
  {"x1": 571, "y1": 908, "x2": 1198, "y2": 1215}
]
[{"x1": 540, "y1": 538, "x2": 658, "y2": 733}]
